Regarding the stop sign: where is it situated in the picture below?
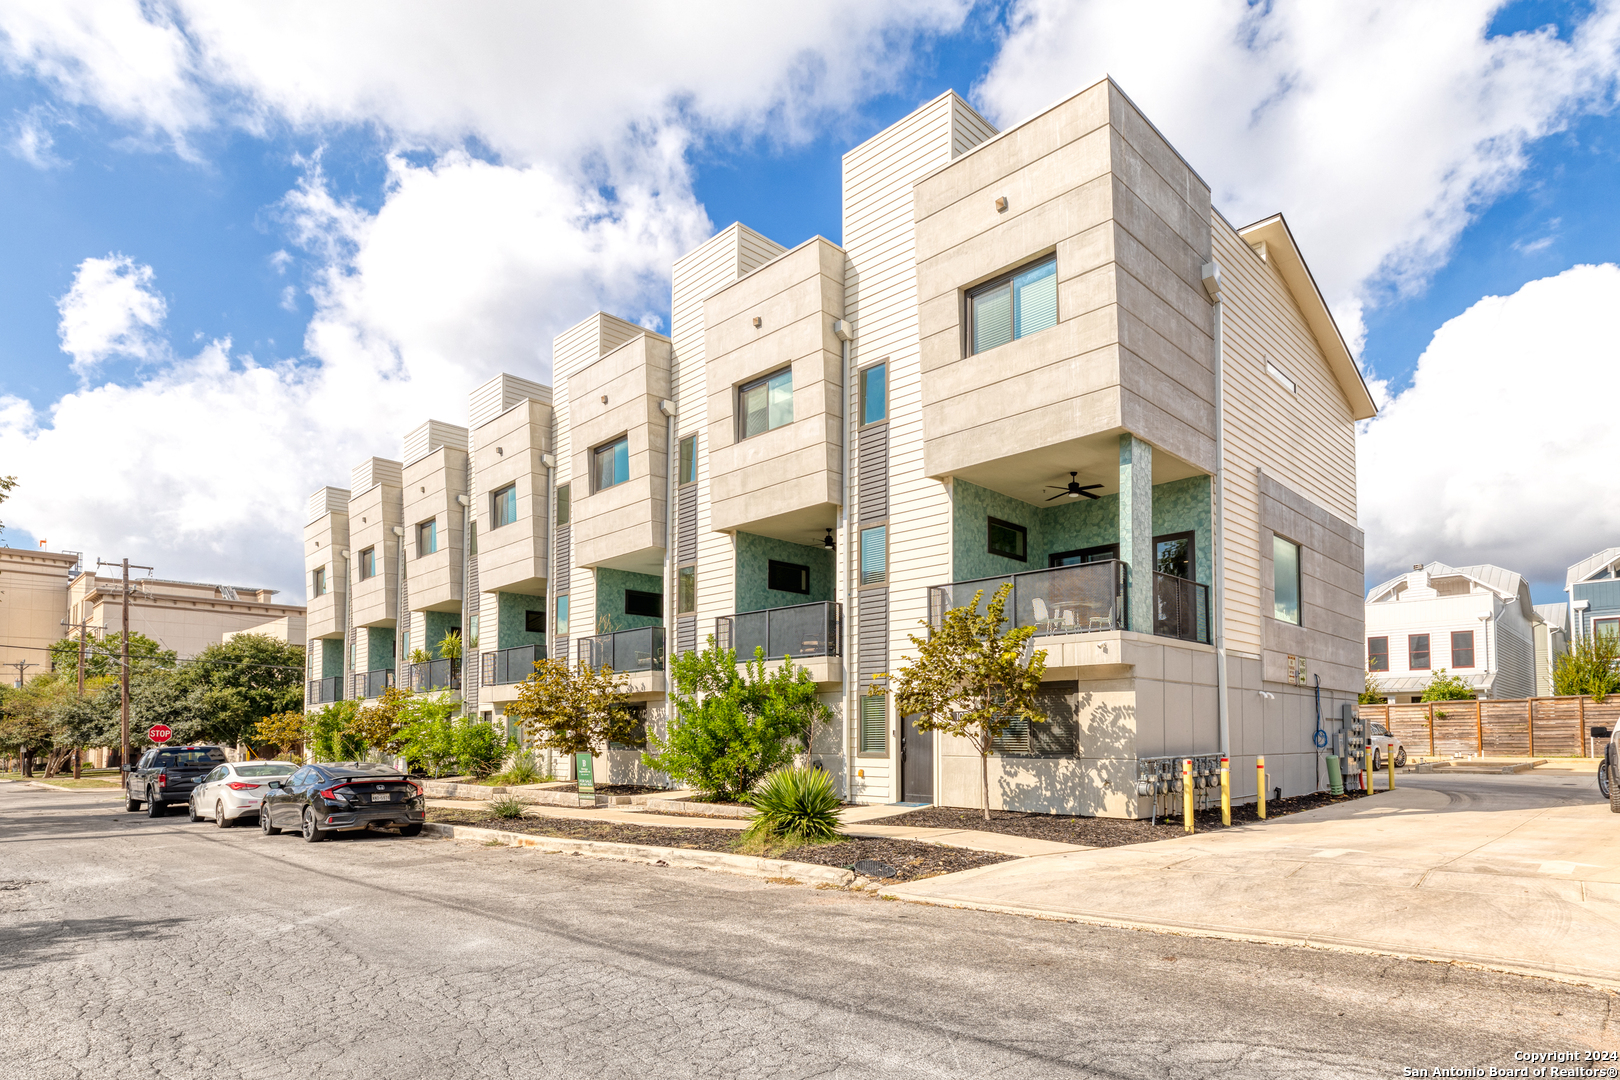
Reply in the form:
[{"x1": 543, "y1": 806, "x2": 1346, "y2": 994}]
[{"x1": 147, "y1": 724, "x2": 172, "y2": 744}]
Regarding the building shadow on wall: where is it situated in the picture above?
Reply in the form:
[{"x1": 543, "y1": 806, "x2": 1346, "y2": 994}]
[{"x1": 996, "y1": 690, "x2": 1136, "y2": 817}]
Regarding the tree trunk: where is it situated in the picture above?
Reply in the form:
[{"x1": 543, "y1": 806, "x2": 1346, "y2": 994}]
[
  {"x1": 981, "y1": 749, "x2": 990, "y2": 821},
  {"x1": 73, "y1": 749, "x2": 81, "y2": 779}
]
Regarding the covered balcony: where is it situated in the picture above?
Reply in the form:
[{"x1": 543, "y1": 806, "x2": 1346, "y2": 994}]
[
  {"x1": 307, "y1": 676, "x2": 343, "y2": 705},
  {"x1": 351, "y1": 668, "x2": 395, "y2": 701},
  {"x1": 715, "y1": 601, "x2": 842, "y2": 685},
  {"x1": 483, "y1": 643, "x2": 543, "y2": 686},
  {"x1": 576, "y1": 626, "x2": 665, "y2": 696},
  {"x1": 406, "y1": 657, "x2": 461, "y2": 693},
  {"x1": 929, "y1": 562, "x2": 1126, "y2": 636}
]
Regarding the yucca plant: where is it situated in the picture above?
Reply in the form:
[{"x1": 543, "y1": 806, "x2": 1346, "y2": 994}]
[
  {"x1": 489, "y1": 795, "x2": 526, "y2": 819},
  {"x1": 741, "y1": 766, "x2": 842, "y2": 845}
]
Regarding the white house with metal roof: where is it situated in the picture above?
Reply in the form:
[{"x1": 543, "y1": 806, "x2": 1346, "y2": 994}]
[{"x1": 1364, "y1": 562, "x2": 1538, "y2": 701}]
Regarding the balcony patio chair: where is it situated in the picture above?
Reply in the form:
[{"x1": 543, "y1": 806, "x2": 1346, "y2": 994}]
[{"x1": 1031, "y1": 598, "x2": 1053, "y2": 633}]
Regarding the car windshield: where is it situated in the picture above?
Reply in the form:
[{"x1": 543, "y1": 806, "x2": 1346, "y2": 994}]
[
  {"x1": 235, "y1": 764, "x2": 294, "y2": 777},
  {"x1": 155, "y1": 749, "x2": 224, "y2": 768}
]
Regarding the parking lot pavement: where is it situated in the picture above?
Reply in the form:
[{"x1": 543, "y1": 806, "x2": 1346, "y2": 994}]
[
  {"x1": 4, "y1": 778, "x2": 1618, "y2": 1078},
  {"x1": 884, "y1": 771, "x2": 1620, "y2": 985}
]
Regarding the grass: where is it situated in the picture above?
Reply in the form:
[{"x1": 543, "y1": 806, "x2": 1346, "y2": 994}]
[{"x1": 2, "y1": 771, "x2": 123, "y2": 790}]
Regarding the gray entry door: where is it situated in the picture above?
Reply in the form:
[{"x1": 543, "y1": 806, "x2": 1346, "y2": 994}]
[{"x1": 901, "y1": 713, "x2": 933, "y2": 804}]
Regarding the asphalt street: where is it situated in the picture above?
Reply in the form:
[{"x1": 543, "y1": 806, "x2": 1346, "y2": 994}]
[{"x1": 1, "y1": 778, "x2": 1615, "y2": 1079}]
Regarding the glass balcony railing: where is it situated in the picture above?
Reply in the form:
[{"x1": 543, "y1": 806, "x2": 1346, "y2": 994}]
[
  {"x1": 715, "y1": 601, "x2": 840, "y2": 661},
  {"x1": 482, "y1": 644, "x2": 543, "y2": 686},
  {"x1": 307, "y1": 675, "x2": 343, "y2": 705},
  {"x1": 928, "y1": 560, "x2": 1127, "y2": 636},
  {"x1": 406, "y1": 657, "x2": 461, "y2": 693},
  {"x1": 350, "y1": 668, "x2": 394, "y2": 700},
  {"x1": 577, "y1": 626, "x2": 665, "y2": 674},
  {"x1": 1152, "y1": 571, "x2": 1210, "y2": 644}
]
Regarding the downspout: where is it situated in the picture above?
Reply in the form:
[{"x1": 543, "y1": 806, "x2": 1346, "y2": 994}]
[
  {"x1": 835, "y1": 318, "x2": 855, "y2": 800},
  {"x1": 660, "y1": 397, "x2": 676, "y2": 752},
  {"x1": 1202, "y1": 261, "x2": 1230, "y2": 761},
  {"x1": 541, "y1": 447, "x2": 557, "y2": 777},
  {"x1": 457, "y1": 491, "x2": 471, "y2": 719}
]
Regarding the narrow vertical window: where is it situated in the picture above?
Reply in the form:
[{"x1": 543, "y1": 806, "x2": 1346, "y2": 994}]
[
  {"x1": 312, "y1": 567, "x2": 325, "y2": 597},
  {"x1": 679, "y1": 434, "x2": 697, "y2": 485},
  {"x1": 417, "y1": 519, "x2": 437, "y2": 556},
  {"x1": 593, "y1": 437, "x2": 630, "y2": 490},
  {"x1": 556, "y1": 484, "x2": 570, "y2": 526},
  {"x1": 468, "y1": 614, "x2": 479, "y2": 649},
  {"x1": 860, "y1": 525, "x2": 887, "y2": 585},
  {"x1": 859, "y1": 694, "x2": 888, "y2": 755},
  {"x1": 1272, "y1": 536, "x2": 1301, "y2": 625},
  {"x1": 677, "y1": 566, "x2": 696, "y2": 614},
  {"x1": 1409, "y1": 634, "x2": 1431, "y2": 670},
  {"x1": 861, "y1": 363, "x2": 887, "y2": 426},
  {"x1": 492, "y1": 484, "x2": 517, "y2": 528},
  {"x1": 556, "y1": 595, "x2": 569, "y2": 637}
]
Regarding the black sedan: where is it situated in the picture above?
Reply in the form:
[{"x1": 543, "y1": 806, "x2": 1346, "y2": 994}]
[{"x1": 259, "y1": 763, "x2": 426, "y2": 842}]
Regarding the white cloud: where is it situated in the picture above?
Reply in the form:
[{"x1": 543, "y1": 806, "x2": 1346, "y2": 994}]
[
  {"x1": 1358, "y1": 264, "x2": 1620, "y2": 587},
  {"x1": 56, "y1": 254, "x2": 169, "y2": 377},
  {"x1": 8, "y1": 104, "x2": 65, "y2": 167},
  {"x1": 975, "y1": 0, "x2": 1620, "y2": 357}
]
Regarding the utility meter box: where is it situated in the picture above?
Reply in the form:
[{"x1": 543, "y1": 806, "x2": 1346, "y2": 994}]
[{"x1": 1342, "y1": 702, "x2": 1366, "y2": 783}]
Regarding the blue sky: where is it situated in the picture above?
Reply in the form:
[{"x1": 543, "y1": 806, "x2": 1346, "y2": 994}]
[{"x1": 1, "y1": 1, "x2": 1618, "y2": 609}]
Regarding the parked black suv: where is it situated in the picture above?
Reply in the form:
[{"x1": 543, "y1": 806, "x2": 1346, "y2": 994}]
[
  {"x1": 123, "y1": 745, "x2": 227, "y2": 817},
  {"x1": 259, "y1": 763, "x2": 425, "y2": 842}
]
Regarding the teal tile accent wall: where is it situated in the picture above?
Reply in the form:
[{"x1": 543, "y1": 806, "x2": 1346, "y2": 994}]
[
  {"x1": 424, "y1": 610, "x2": 460, "y2": 658},
  {"x1": 594, "y1": 567, "x2": 664, "y2": 634},
  {"x1": 497, "y1": 592, "x2": 548, "y2": 650},
  {"x1": 735, "y1": 532, "x2": 835, "y2": 613},
  {"x1": 321, "y1": 638, "x2": 343, "y2": 679},
  {"x1": 363, "y1": 627, "x2": 394, "y2": 672},
  {"x1": 952, "y1": 474, "x2": 1212, "y2": 586}
]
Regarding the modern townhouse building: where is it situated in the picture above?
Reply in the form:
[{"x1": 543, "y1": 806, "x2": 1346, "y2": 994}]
[
  {"x1": 1364, "y1": 562, "x2": 1538, "y2": 702},
  {"x1": 301, "y1": 77, "x2": 1376, "y2": 814},
  {"x1": 1533, "y1": 602, "x2": 1569, "y2": 696},
  {"x1": 1567, "y1": 547, "x2": 1620, "y2": 646}
]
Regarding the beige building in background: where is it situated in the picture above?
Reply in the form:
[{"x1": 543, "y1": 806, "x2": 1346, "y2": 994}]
[
  {"x1": 300, "y1": 77, "x2": 1377, "y2": 815},
  {"x1": 0, "y1": 547, "x2": 80, "y2": 685}
]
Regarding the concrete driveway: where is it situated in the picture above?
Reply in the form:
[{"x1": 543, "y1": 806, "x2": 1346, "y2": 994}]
[{"x1": 884, "y1": 771, "x2": 1620, "y2": 986}]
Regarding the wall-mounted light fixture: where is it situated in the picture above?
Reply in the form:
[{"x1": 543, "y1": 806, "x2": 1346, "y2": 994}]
[
  {"x1": 600, "y1": 395, "x2": 608, "y2": 405},
  {"x1": 752, "y1": 316, "x2": 762, "y2": 328},
  {"x1": 994, "y1": 196, "x2": 1008, "y2": 213}
]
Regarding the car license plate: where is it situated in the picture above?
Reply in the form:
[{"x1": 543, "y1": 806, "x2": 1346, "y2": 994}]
[{"x1": 372, "y1": 793, "x2": 393, "y2": 802}]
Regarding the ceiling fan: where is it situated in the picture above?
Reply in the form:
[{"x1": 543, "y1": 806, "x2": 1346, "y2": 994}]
[{"x1": 1045, "y1": 472, "x2": 1103, "y2": 501}]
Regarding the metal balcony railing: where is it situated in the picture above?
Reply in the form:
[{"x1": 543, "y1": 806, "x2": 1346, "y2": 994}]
[
  {"x1": 577, "y1": 626, "x2": 664, "y2": 674},
  {"x1": 929, "y1": 560, "x2": 1127, "y2": 636},
  {"x1": 1152, "y1": 572, "x2": 1210, "y2": 644},
  {"x1": 482, "y1": 644, "x2": 544, "y2": 686},
  {"x1": 406, "y1": 657, "x2": 461, "y2": 693},
  {"x1": 307, "y1": 675, "x2": 343, "y2": 705},
  {"x1": 715, "y1": 601, "x2": 840, "y2": 661},
  {"x1": 350, "y1": 668, "x2": 394, "y2": 700}
]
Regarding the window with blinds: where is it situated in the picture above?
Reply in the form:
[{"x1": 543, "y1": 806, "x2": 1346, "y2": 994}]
[
  {"x1": 593, "y1": 437, "x2": 629, "y2": 492},
  {"x1": 859, "y1": 694, "x2": 887, "y2": 755},
  {"x1": 859, "y1": 525, "x2": 887, "y2": 584},
  {"x1": 739, "y1": 368, "x2": 793, "y2": 439},
  {"x1": 968, "y1": 255, "x2": 1057, "y2": 355}
]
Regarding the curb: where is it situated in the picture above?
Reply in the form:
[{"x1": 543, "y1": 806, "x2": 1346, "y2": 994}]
[
  {"x1": 642, "y1": 798, "x2": 755, "y2": 820},
  {"x1": 421, "y1": 822, "x2": 854, "y2": 887},
  {"x1": 873, "y1": 888, "x2": 1620, "y2": 992},
  {"x1": 24, "y1": 780, "x2": 120, "y2": 794}
]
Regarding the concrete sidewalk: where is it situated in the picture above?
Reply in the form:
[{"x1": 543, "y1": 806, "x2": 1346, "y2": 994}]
[{"x1": 882, "y1": 784, "x2": 1620, "y2": 986}]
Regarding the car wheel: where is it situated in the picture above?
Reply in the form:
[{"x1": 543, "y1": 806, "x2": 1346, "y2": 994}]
[
  {"x1": 260, "y1": 807, "x2": 281, "y2": 836},
  {"x1": 1394, "y1": 747, "x2": 1407, "y2": 768},
  {"x1": 1609, "y1": 760, "x2": 1620, "y2": 815},
  {"x1": 188, "y1": 798, "x2": 204, "y2": 823},
  {"x1": 146, "y1": 790, "x2": 165, "y2": 818},
  {"x1": 398, "y1": 823, "x2": 423, "y2": 837},
  {"x1": 124, "y1": 795, "x2": 141, "y2": 812},
  {"x1": 1371, "y1": 751, "x2": 1382, "y2": 771},
  {"x1": 301, "y1": 808, "x2": 326, "y2": 843},
  {"x1": 215, "y1": 801, "x2": 232, "y2": 829},
  {"x1": 1600, "y1": 760, "x2": 1611, "y2": 799}
]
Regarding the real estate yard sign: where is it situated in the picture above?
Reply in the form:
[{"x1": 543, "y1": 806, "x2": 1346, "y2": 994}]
[{"x1": 575, "y1": 752, "x2": 594, "y2": 807}]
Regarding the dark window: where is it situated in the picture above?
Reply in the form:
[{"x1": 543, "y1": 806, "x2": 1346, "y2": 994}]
[
  {"x1": 625, "y1": 590, "x2": 662, "y2": 618},
  {"x1": 525, "y1": 610, "x2": 545, "y2": 634},
  {"x1": 556, "y1": 484, "x2": 570, "y2": 526},
  {"x1": 610, "y1": 705, "x2": 648, "y2": 751},
  {"x1": 359, "y1": 547, "x2": 376, "y2": 579},
  {"x1": 739, "y1": 368, "x2": 793, "y2": 439},
  {"x1": 992, "y1": 684, "x2": 1080, "y2": 756},
  {"x1": 678, "y1": 435, "x2": 697, "y2": 485},
  {"x1": 1050, "y1": 544, "x2": 1118, "y2": 567},
  {"x1": 968, "y1": 255, "x2": 1058, "y2": 355},
  {"x1": 1368, "y1": 636, "x2": 1389, "y2": 672},
  {"x1": 593, "y1": 437, "x2": 629, "y2": 491},
  {"x1": 467, "y1": 521, "x2": 477, "y2": 556},
  {"x1": 677, "y1": 566, "x2": 695, "y2": 614},
  {"x1": 767, "y1": 559, "x2": 810, "y2": 594},
  {"x1": 1451, "y1": 630, "x2": 1475, "y2": 668},
  {"x1": 987, "y1": 517, "x2": 1028, "y2": 562},
  {"x1": 492, "y1": 484, "x2": 517, "y2": 527},
  {"x1": 312, "y1": 567, "x2": 326, "y2": 596},
  {"x1": 417, "y1": 519, "x2": 437, "y2": 556},
  {"x1": 860, "y1": 363, "x2": 887, "y2": 425},
  {"x1": 1154, "y1": 532, "x2": 1194, "y2": 579},
  {"x1": 1409, "y1": 633, "x2": 1431, "y2": 670}
]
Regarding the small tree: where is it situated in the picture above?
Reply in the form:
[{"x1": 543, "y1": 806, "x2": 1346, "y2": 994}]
[
  {"x1": 644, "y1": 641, "x2": 833, "y2": 801},
  {"x1": 308, "y1": 700, "x2": 365, "y2": 762},
  {"x1": 1359, "y1": 672, "x2": 1388, "y2": 705},
  {"x1": 1421, "y1": 668, "x2": 1477, "y2": 702},
  {"x1": 252, "y1": 711, "x2": 308, "y2": 760},
  {"x1": 508, "y1": 659, "x2": 636, "y2": 762},
  {"x1": 887, "y1": 584, "x2": 1048, "y2": 820},
  {"x1": 353, "y1": 685, "x2": 414, "y2": 753},
  {"x1": 437, "y1": 630, "x2": 463, "y2": 661},
  {"x1": 1554, "y1": 632, "x2": 1620, "y2": 702}
]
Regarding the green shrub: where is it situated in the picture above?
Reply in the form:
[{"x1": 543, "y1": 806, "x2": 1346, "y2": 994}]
[
  {"x1": 400, "y1": 716, "x2": 457, "y2": 777},
  {"x1": 492, "y1": 751, "x2": 542, "y2": 786},
  {"x1": 1420, "y1": 668, "x2": 1477, "y2": 702},
  {"x1": 489, "y1": 795, "x2": 526, "y2": 819},
  {"x1": 741, "y1": 766, "x2": 842, "y2": 845},
  {"x1": 454, "y1": 721, "x2": 512, "y2": 779},
  {"x1": 1554, "y1": 632, "x2": 1620, "y2": 701},
  {"x1": 309, "y1": 701, "x2": 366, "y2": 762}
]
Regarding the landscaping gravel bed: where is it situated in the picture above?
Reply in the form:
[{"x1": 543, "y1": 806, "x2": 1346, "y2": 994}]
[
  {"x1": 878, "y1": 789, "x2": 1372, "y2": 847},
  {"x1": 426, "y1": 809, "x2": 1012, "y2": 882}
]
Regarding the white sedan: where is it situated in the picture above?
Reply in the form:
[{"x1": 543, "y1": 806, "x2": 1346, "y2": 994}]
[
  {"x1": 1368, "y1": 723, "x2": 1407, "y2": 769},
  {"x1": 188, "y1": 761, "x2": 298, "y2": 827}
]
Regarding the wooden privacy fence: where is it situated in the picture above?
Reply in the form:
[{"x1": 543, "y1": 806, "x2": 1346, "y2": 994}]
[{"x1": 1369, "y1": 696, "x2": 1620, "y2": 758}]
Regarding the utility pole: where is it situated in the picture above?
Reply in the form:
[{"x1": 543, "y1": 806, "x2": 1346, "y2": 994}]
[
  {"x1": 8, "y1": 660, "x2": 36, "y2": 775},
  {"x1": 98, "y1": 557, "x2": 152, "y2": 768}
]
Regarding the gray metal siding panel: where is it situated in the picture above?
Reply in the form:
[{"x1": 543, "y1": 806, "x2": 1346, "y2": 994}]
[
  {"x1": 857, "y1": 424, "x2": 889, "y2": 523},
  {"x1": 857, "y1": 587, "x2": 888, "y2": 687},
  {"x1": 555, "y1": 524, "x2": 571, "y2": 594},
  {"x1": 464, "y1": 549, "x2": 479, "y2": 708},
  {"x1": 676, "y1": 615, "x2": 697, "y2": 656},
  {"x1": 677, "y1": 486, "x2": 698, "y2": 565}
]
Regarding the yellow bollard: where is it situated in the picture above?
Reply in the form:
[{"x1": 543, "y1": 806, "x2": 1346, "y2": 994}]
[
  {"x1": 1257, "y1": 755, "x2": 1267, "y2": 819},
  {"x1": 1182, "y1": 758, "x2": 1194, "y2": 833},
  {"x1": 1388, "y1": 749, "x2": 1396, "y2": 792},
  {"x1": 1220, "y1": 755, "x2": 1231, "y2": 826}
]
